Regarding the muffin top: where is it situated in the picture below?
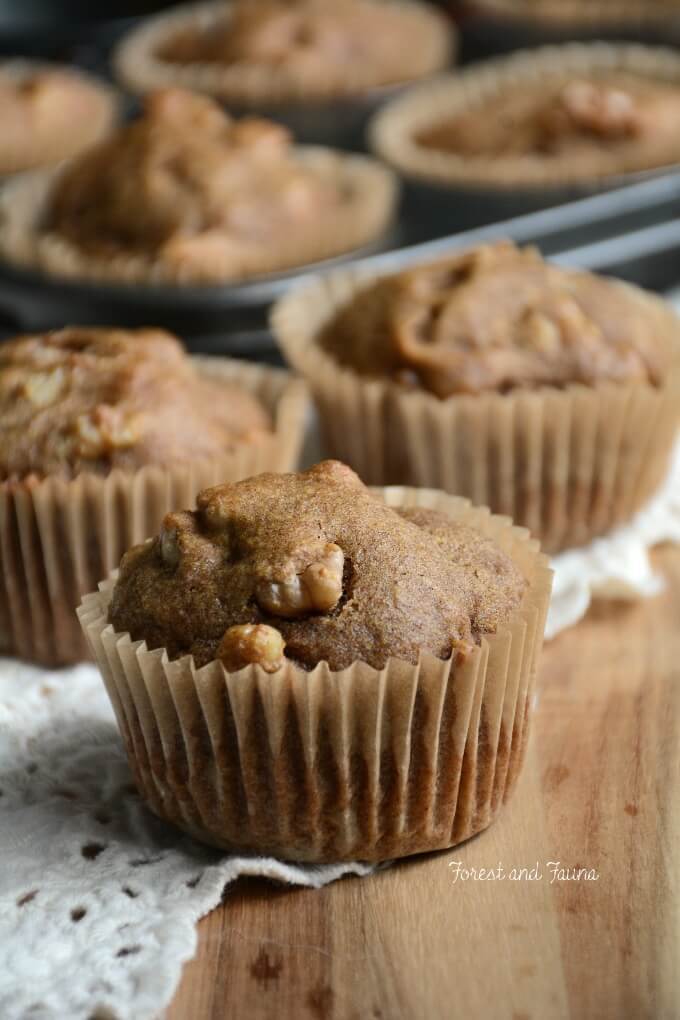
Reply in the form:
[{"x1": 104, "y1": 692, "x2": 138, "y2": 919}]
[
  {"x1": 417, "y1": 72, "x2": 680, "y2": 165},
  {"x1": 0, "y1": 327, "x2": 270, "y2": 479},
  {"x1": 0, "y1": 62, "x2": 116, "y2": 175},
  {"x1": 321, "y1": 241, "x2": 674, "y2": 397},
  {"x1": 108, "y1": 460, "x2": 526, "y2": 671},
  {"x1": 46, "y1": 89, "x2": 353, "y2": 277},
  {"x1": 155, "y1": 0, "x2": 451, "y2": 96}
]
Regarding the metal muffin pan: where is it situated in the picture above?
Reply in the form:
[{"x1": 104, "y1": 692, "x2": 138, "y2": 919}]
[{"x1": 0, "y1": 226, "x2": 405, "y2": 356}]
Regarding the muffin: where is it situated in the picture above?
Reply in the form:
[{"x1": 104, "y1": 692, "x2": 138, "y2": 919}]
[
  {"x1": 0, "y1": 327, "x2": 306, "y2": 666},
  {"x1": 369, "y1": 43, "x2": 680, "y2": 228},
  {"x1": 0, "y1": 88, "x2": 397, "y2": 286},
  {"x1": 273, "y1": 240, "x2": 680, "y2": 554},
  {"x1": 0, "y1": 60, "x2": 118, "y2": 177},
  {"x1": 114, "y1": 0, "x2": 455, "y2": 145},
  {"x1": 78, "y1": 460, "x2": 552, "y2": 862}
]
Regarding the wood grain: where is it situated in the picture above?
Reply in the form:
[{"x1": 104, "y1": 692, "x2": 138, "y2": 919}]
[{"x1": 165, "y1": 546, "x2": 680, "y2": 1020}]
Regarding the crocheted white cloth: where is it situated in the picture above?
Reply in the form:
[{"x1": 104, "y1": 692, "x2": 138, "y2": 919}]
[{"x1": 0, "y1": 438, "x2": 678, "y2": 1020}]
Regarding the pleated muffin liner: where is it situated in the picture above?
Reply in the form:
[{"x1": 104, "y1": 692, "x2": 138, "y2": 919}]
[
  {"x1": 0, "y1": 360, "x2": 307, "y2": 668},
  {"x1": 113, "y1": 0, "x2": 455, "y2": 106},
  {"x1": 272, "y1": 265, "x2": 680, "y2": 555},
  {"x1": 0, "y1": 59, "x2": 120, "y2": 178},
  {"x1": 0, "y1": 150, "x2": 397, "y2": 286},
  {"x1": 369, "y1": 42, "x2": 680, "y2": 190},
  {"x1": 78, "y1": 487, "x2": 552, "y2": 864}
]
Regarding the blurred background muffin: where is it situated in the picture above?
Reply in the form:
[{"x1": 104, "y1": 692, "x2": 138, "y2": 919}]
[
  {"x1": 370, "y1": 43, "x2": 680, "y2": 230},
  {"x1": 0, "y1": 326, "x2": 306, "y2": 666},
  {"x1": 114, "y1": 0, "x2": 456, "y2": 146},
  {"x1": 0, "y1": 87, "x2": 398, "y2": 286},
  {"x1": 0, "y1": 60, "x2": 119, "y2": 176},
  {"x1": 273, "y1": 240, "x2": 680, "y2": 553}
]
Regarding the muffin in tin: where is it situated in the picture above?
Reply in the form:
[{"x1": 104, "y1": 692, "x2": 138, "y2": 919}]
[
  {"x1": 0, "y1": 326, "x2": 306, "y2": 666},
  {"x1": 79, "y1": 460, "x2": 552, "y2": 862},
  {"x1": 0, "y1": 88, "x2": 397, "y2": 286},
  {"x1": 273, "y1": 240, "x2": 680, "y2": 554},
  {"x1": 369, "y1": 43, "x2": 680, "y2": 228},
  {"x1": 0, "y1": 60, "x2": 118, "y2": 176},
  {"x1": 114, "y1": 0, "x2": 456, "y2": 145}
]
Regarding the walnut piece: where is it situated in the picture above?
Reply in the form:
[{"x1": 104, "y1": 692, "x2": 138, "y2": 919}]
[
  {"x1": 23, "y1": 368, "x2": 66, "y2": 407},
  {"x1": 559, "y1": 80, "x2": 640, "y2": 139},
  {"x1": 218, "y1": 623, "x2": 286, "y2": 673},
  {"x1": 256, "y1": 543, "x2": 345, "y2": 618}
]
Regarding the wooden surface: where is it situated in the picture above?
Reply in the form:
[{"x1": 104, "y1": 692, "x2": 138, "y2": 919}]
[{"x1": 165, "y1": 546, "x2": 680, "y2": 1020}]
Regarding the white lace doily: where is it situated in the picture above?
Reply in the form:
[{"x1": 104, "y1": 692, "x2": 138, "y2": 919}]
[{"x1": 1, "y1": 437, "x2": 678, "y2": 1020}]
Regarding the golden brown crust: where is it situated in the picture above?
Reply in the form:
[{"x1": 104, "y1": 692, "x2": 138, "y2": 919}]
[
  {"x1": 321, "y1": 241, "x2": 674, "y2": 396},
  {"x1": 115, "y1": 0, "x2": 454, "y2": 103},
  {"x1": 0, "y1": 61, "x2": 118, "y2": 176},
  {"x1": 0, "y1": 327, "x2": 270, "y2": 479},
  {"x1": 107, "y1": 460, "x2": 526, "y2": 671}
]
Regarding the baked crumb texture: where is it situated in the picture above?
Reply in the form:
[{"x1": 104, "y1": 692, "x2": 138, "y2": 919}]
[
  {"x1": 321, "y1": 240, "x2": 671, "y2": 397},
  {"x1": 108, "y1": 460, "x2": 526, "y2": 672},
  {"x1": 0, "y1": 326, "x2": 270, "y2": 479}
]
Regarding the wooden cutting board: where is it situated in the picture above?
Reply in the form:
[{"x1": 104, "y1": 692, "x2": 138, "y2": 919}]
[{"x1": 165, "y1": 546, "x2": 680, "y2": 1020}]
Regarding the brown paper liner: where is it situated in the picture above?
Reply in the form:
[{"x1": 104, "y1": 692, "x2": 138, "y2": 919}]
[
  {"x1": 78, "y1": 488, "x2": 552, "y2": 863},
  {"x1": 272, "y1": 266, "x2": 680, "y2": 555},
  {"x1": 0, "y1": 360, "x2": 307, "y2": 668},
  {"x1": 0, "y1": 152, "x2": 397, "y2": 286},
  {"x1": 0, "y1": 60, "x2": 119, "y2": 177},
  {"x1": 113, "y1": 0, "x2": 455, "y2": 104},
  {"x1": 369, "y1": 43, "x2": 680, "y2": 189}
]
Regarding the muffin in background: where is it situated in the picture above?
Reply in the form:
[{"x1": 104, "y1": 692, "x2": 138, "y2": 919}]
[
  {"x1": 0, "y1": 60, "x2": 118, "y2": 176},
  {"x1": 79, "y1": 460, "x2": 552, "y2": 862},
  {"x1": 114, "y1": 0, "x2": 455, "y2": 145},
  {"x1": 0, "y1": 327, "x2": 306, "y2": 666},
  {"x1": 369, "y1": 43, "x2": 680, "y2": 229},
  {"x1": 0, "y1": 88, "x2": 397, "y2": 286},
  {"x1": 273, "y1": 240, "x2": 680, "y2": 554}
]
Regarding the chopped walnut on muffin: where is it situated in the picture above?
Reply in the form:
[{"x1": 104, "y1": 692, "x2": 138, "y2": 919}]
[
  {"x1": 108, "y1": 460, "x2": 526, "y2": 671},
  {"x1": 0, "y1": 326, "x2": 270, "y2": 479}
]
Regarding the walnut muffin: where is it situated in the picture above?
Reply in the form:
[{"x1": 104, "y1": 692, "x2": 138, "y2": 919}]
[
  {"x1": 0, "y1": 88, "x2": 396, "y2": 285},
  {"x1": 370, "y1": 43, "x2": 680, "y2": 191},
  {"x1": 0, "y1": 327, "x2": 270, "y2": 480},
  {"x1": 0, "y1": 327, "x2": 306, "y2": 667},
  {"x1": 273, "y1": 241, "x2": 680, "y2": 553},
  {"x1": 80, "y1": 462, "x2": 552, "y2": 861},
  {"x1": 115, "y1": 0, "x2": 454, "y2": 104},
  {"x1": 321, "y1": 242, "x2": 670, "y2": 396},
  {"x1": 108, "y1": 460, "x2": 526, "y2": 671},
  {"x1": 0, "y1": 61, "x2": 118, "y2": 176}
]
